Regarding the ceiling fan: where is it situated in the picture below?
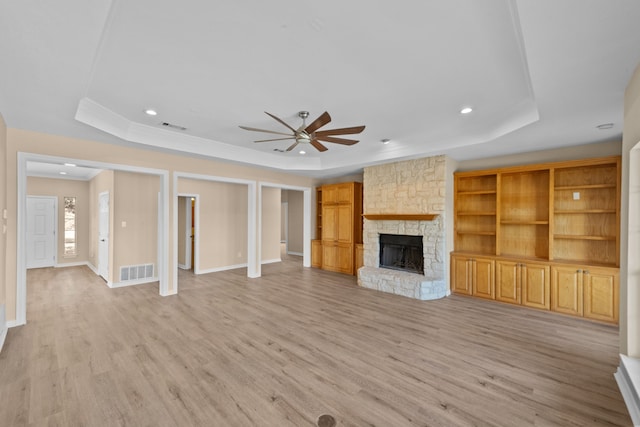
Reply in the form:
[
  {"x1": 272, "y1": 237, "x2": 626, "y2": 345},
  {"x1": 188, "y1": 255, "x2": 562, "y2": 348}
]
[{"x1": 239, "y1": 111, "x2": 365, "y2": 152}]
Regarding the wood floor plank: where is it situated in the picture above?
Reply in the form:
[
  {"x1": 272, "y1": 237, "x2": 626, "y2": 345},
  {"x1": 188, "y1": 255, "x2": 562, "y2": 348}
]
[{"x1": 0, "y1": 255, "x2": 632, "y2": 426}]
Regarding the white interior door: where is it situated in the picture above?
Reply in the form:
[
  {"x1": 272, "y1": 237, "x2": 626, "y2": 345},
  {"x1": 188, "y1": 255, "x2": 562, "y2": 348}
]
[
  {"x1": 26, "y1": 196, "x2": 57, "y2": 269},
  {"x1": 98, "y1": 191, "x2": 110, "y2": 281}
]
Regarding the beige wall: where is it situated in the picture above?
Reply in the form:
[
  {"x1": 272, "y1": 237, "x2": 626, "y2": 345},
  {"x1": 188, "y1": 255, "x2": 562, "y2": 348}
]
[
  {"x1": 621, "y1": 63, "x2": 640, "y2": 356},
  {"x1": 113, "y1": 171, "x2": 160, "y2": 278},
  {"x1": 261, "y1": 187, "x2": 281, "y2": 262},
  {"x1": 457, "y1": 140, "x2": 622, "y2": 172},
  {"x1": 286, "y1": 190, "x2": 304, "y2": 254},
  {"x1": 27, "y1": 177, "x2": 90, "y2": 265},
  {"x1": 316, "y1": 172, "x2": 363, "y2": 185},
  {"x1": 178, "y1": 178, "x2": 249, "y2": 271}
]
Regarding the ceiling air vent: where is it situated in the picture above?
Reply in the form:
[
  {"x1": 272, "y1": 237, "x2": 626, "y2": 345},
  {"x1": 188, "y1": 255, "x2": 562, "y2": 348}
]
[{"x1": 161, "y1": 122, "x2": 187, "y2": 131}]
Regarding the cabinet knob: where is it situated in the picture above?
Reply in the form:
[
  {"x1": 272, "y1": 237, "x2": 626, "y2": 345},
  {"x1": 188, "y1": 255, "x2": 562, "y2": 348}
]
[
  {"x1": 584, "y1": 270, "x2": 589, "y2": 275},
  {"x1": 576, "y1": 269, "x2": 582, "y2": 273}
]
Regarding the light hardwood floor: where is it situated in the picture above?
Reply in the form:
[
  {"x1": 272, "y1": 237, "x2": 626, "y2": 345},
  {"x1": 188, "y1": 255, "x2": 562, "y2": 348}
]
[{"x1": 0, "y1": 255, "x2": 631, "y2": 426}]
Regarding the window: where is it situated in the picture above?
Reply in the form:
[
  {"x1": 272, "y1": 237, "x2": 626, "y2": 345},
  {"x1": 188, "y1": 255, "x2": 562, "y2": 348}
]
[{"x1": 64, "y1": 196, "x2": 76, "y2": 257}]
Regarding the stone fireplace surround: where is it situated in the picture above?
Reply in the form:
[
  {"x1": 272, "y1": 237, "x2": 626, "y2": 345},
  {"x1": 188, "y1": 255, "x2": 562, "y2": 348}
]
[
  {"x1": 357, "y1": 156, "x2": 450, "y2": 301},
  {"x1": 358, "y1": 216, "x2": 448, "y2": 300}
]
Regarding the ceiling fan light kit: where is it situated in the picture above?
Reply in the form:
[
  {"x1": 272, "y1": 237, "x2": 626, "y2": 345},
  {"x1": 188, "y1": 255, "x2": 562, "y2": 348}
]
[{"x1": 239, "y1": 110, "x2": 365, "y2": 152}]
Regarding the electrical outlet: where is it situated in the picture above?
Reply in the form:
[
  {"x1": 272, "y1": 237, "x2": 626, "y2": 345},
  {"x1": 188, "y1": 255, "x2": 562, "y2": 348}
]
[
  {"x1": 121, "y1": 221, "x2": 127, "y2": 228},
  {"x1": 573, "y1": 192, "x2": 580, "y2": 200},
  {"x1": 237, "y1": 251, "x2": 242, "y2": 258}
]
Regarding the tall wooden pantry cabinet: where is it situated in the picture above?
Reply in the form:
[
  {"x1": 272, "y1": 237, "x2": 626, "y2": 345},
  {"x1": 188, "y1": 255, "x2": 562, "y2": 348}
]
[
  {"x1": 451, "y1": 156, "x2": 620, "y2": 324},
  {"x1": 311, "y1": 182, "x2": 363, "y2": 275}
]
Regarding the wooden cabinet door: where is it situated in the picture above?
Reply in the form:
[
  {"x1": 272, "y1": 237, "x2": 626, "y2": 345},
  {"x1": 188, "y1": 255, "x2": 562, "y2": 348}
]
[
  {"x1": 583, "y1": 267, "x2": 619, "y2": 323},
  {"x1": 323, "y1": 185, "x2": 338, "y2": 204},
  {"x1": 551, "y1": 266, "x2": 583, "y2": 316},
  {"x1": 473, "y1": 258, "x2": 495, "y2": 300},
  {"x1": 322, "y1": 243, "x2": 337, "y2": 271},
  {"x1": 311, "y1": 240, "x2": 322, "y2": 268},
  {"x1": 335, "y1": 244, "x2": 353, "y2": 274},
  {"x1": 495, "y1": 260, "x2": 520, "y2": 304},
  {"x1": 322, "y1": 205, "x2": 337, "y2": 242},
  {"x1": 336, "y1": 183, "x2": 353, "y2": 204},
  {"x1": 336, "y1": 205, "x2": 353, "y2": 243},
  {"x1": 521, "y1": 263, "x2": 550, "y2": 310},
  {"x1": 451, "y1": 255, "x2": 472, "y2": 295}
]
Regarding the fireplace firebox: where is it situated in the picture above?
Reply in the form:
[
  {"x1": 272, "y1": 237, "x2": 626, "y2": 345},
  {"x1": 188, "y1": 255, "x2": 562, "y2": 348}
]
[{"x1": 379, "y1": 234, "x2": 424, "y2": 275}]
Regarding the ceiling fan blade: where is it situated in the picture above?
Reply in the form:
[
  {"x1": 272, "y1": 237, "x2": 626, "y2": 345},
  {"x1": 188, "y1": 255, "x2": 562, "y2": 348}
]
[
  {"x1": 286, "y1": 141, "x2": 300, "y2": 151},
  {"x1": 253, "y1": 137, "x2": 296, "y2": 143},
  {"x1": 264, "y1": 112, "x2": 297, "y2": 133},
  {"x1": 305, "y1": 111, "x2": 331, "y2": 134},
  {"x1": 309, "y1": 139, "x2": 328, "y2": 152},
  {"x1": 314, "y1": 125, "x2": 365, "y2": 136},
  {"x1": 316, "y1": 135, "x2": 359, "y2": 145},
  {"x1": 239, "y1": 126, "x2": 292, "y2": 137}
]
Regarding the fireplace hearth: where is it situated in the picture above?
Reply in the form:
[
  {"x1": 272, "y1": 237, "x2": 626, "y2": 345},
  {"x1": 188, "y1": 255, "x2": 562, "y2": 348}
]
[{"x1": 379, "y1": 234, "x2": 424, "y2": 275}]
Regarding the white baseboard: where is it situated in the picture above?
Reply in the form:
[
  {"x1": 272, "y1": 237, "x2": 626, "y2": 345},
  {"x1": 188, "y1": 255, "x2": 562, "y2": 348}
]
[
  {"x1": 261, "y1": 258, "x2": 281, "y2": 265},
  {"x1": 0, "y1": 304, "x2": 6, "y2": 353},
  {"x1": 87, "y1": 262, "x2": 99, "y2": 275},
  {"x1": 109, "y1": 276, "x2": 159, "y2": 288},
  {"x1": 6, "y1": 319, "x2": 23, "y2": 328},
  {"x1": 55, "y1": 261, "x2": 90, "y2": 268},
  {"x1": 287, "y1": 251, "x2": 303, "y2": 257},
  {"x1": 615, "y1": 354, "x2": 640, "y2": 426},
  {"x1": 178, "y1": 263, "x2": 189, "y2": 270},
  {"x1": 197, "y1": 263, "x2": 247, "y2": 274}
]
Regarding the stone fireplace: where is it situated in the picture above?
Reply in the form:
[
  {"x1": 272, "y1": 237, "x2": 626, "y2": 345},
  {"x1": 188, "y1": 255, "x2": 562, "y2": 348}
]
[{"x1": 357, "y1": 156, "x2": 450, "y2": 300}]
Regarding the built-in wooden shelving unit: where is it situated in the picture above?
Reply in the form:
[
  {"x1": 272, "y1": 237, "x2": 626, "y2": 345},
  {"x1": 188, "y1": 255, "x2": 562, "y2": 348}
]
[{"x1": 451, "y1": 156, "x2": 621, "y2": 324}]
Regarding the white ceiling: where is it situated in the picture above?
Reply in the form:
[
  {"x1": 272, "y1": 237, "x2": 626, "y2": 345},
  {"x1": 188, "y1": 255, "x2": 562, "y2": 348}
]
[{"x1": 2, "y1": 1, "x2": 640, "y2": 178}]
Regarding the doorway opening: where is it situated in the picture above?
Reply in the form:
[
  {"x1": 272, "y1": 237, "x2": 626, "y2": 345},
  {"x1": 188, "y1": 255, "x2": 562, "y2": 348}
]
[
  {"x1": 178, "y1": 194, "x2": 198, "y2": 272},
  {"x1": 16, "y1": 153, "x2": 170, "y2": 327}
]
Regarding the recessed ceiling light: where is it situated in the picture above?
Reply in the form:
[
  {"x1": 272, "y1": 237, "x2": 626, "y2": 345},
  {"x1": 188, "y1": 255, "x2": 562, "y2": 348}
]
[
  {"x1": 381, "y1": 139, "x2": 391, "y2": 145},
  {"x1": 64, "y1": 163, "x2": 76, "y2": 167},
  {"x1": 59, "y1": 171, "x2": 67, "y2": 175},
  {"x1": 460, "y1": 107, "x2": 473, "y2": 114},
  {"x1": 596, "y1": 123, "x2": 614, "y2": 130},
  {"x1": 144, "y1": 109, "x2": 157, "y2": 116},
  {"x1": 299, "y1": 150, "x2": 306, "y2": 155}
]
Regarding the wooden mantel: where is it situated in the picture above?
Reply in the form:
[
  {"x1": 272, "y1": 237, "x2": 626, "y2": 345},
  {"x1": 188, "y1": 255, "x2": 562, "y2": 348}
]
[{"x1": 362, "y1": 214, "x2": 439, "y2": 221}]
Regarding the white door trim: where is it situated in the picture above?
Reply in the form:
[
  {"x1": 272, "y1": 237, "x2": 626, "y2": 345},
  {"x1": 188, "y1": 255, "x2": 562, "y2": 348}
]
[
  {"x1": 26, "y1": 196, "x2": 57, "y2": 269},
  {"x1": 16, "y1": 152, "x2": 170, "y2": 327}
]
